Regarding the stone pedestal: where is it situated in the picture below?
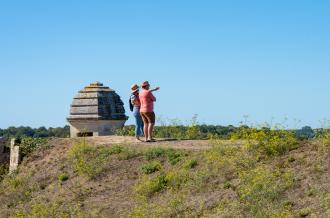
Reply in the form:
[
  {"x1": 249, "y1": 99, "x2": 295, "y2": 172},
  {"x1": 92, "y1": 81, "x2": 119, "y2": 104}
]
[
  {"x1": 69, "y1": 120, "x2": 126, "y2": 137},
  {"x1": 67, "y1": 82, "x2": 128, "y2": 138}
]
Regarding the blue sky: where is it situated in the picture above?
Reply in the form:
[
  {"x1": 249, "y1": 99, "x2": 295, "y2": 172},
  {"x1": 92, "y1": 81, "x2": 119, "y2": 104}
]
[{"x1": 0, "y1": 0, "x2": 329, "y2": 128}]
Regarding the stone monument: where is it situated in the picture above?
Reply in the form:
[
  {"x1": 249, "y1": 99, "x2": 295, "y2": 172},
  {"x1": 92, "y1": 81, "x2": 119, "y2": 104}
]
[
  {"x1": 9, "y1": 138, "x2": 20, "y2": 173},
  {"x1": 67, "y1": 82, "x2": 128, "y2": 137}
]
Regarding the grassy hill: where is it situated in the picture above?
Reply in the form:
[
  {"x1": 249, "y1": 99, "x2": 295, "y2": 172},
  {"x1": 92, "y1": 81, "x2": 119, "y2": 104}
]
[{"x1": 0, "y1": 134, "x2": 329, "y2": 217}]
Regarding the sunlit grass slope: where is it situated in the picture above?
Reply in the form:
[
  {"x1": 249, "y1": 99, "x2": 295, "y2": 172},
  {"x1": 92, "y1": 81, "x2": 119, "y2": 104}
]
[{"x1": 0, "y1": 131, "x2": 329, "y2": 217}]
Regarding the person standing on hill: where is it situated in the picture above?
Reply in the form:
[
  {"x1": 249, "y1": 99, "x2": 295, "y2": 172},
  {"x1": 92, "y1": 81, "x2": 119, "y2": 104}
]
[
  {"x1": 130, "y1": 84, "x2": 144, "y2": 141},
  {"x1": 139, "y1": 81, "x2": 160, "y2": 142}
]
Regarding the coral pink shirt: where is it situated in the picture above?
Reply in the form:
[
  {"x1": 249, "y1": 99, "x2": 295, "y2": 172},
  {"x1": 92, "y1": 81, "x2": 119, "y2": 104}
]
[{"x1": 139, "y1": 89, "x2": 156, "y2": 112}]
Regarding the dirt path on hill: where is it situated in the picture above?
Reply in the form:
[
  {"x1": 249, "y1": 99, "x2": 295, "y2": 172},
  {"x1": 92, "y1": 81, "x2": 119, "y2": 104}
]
[
  {"x1": 87, "y1": 136, "x2": 212, "y2": 150},
  {"x1": 49, "y1": 136, "x2": 244, "y2": 151}
]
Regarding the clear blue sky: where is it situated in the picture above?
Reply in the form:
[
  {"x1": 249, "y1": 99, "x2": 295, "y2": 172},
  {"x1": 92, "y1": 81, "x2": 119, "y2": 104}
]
[{"x1": 1, "y1": 0, "x2": 329, "y2": 128}]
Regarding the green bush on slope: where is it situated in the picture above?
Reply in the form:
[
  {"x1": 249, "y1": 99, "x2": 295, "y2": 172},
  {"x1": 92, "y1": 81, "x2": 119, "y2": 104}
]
[
  {"x1": 232, "y1": 127, "x2": 299, "y2": 156},
  {"x1": 142, "y1": 161, "x2": 162, "y2": 174}
]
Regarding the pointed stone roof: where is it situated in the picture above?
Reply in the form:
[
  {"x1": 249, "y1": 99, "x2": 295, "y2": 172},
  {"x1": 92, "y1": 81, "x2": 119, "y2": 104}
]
[{"x1": 67, "y1": 82, "x2": 128, "y2": 121}]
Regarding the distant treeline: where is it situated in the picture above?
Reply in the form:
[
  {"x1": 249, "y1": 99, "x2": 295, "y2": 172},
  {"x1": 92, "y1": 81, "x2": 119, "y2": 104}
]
[
  {"x1": 0, "y1": 125, "x2": 327, "y2": 140},
  {"x1": 0, "y1": 126, "x2": 70, "y2": 139}
]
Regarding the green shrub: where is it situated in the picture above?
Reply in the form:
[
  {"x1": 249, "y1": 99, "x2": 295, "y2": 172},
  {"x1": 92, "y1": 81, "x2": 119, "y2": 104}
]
[
  {"x1": 135, "y1": 168, "x2": 192, "y2": 200},
  {"x1": 144, "y1": 147, "x2": 166, "y2": 160},
  {"x1": 144, "y1": 147, "x2": 185, "y2": 165},
  {"x1": 165, "y1": 169, "x2": 189, "y2": 189},
  {"x1": 232, "y1": 127, "x2": 299, "y2": 156},
  {"x1": 298, "y1": 208, "x2": 310, "y2": 217},
  {"x1": 7, "y1": 176, "x2": 24, "y2": 189},
  {"x1": 19, "y1": 137, "x2": 50, "y2": 158},
  {"x1": 135, "y1": 173, "x2": 168, "y2": 197},
  {"x1": 321, "y1": 132, "x2": 330, "y2": 148},
  {"x1": 58, "y1": 173, "x2": 69, "y2": 183},
  {"x1": 282, "y1": 200, "x2": 294, "y2": 209},
  {"x1": 223, "y1": 181, "x2": 232, "y2": 189},
  {"x1": 142, "y1": 161, "x2": 162, "y2": 174},
  {"x1": 185, "y1": 159, "x2": 198, "y2": 169},
  {"x1": 108, "y1": 144, "x2": 125, "y2": 155},
  {"x1": 166, "y1": 149, "x2": 184, "y2": 165}
]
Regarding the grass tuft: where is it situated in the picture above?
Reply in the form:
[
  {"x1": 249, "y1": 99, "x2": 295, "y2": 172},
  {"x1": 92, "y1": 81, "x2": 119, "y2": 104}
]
[
  {"x1": 144, "y1": 147, "x2": 166, "y2": 160},
  {"x1": 142, "y1": 161, "x2": 162, "y2": 174},
  {"x1": 166, "y1": 149, "x2": 184, "y2": 165}
]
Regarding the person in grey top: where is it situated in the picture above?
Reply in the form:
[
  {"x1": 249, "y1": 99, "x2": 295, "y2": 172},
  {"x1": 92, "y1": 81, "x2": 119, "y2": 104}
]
[{"x1": 130, "y1": 84, "x2": 144, "y2": 141}]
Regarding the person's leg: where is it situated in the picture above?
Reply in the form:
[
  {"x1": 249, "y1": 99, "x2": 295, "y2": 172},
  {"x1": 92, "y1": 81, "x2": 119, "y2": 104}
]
[
  {"x1": 148, "y1": 123, "x2": 154, "y2": 141},
  {"x1": 138, "y1": 115, "x2": 144, "y2": 139},
  {"x1": 144, "y1": 124, "x2": 149, "y2": 141},
  {"x1": 139, "y1": 115, "x2": 144, "y2": 136},
  {"x1": 147, "y1": 112, "x2": 156, "y2": 141},
  {"x1": 135, "y1": 109, "x2": 145, "y2": 140},
  {"x1": 133, "y1": 110, "x2": 140, "y2": 139}
]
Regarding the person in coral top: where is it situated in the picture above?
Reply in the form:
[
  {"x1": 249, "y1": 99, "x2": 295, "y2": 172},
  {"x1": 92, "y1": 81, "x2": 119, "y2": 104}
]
[{"x1": 139, "y1": 81, "x2": 160, "y2": 142}]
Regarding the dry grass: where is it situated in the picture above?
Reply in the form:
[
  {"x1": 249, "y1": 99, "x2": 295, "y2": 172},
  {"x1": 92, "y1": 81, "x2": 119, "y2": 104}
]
[{"x1": 0, "y1": 137, "x2": 328, "y2": 217}]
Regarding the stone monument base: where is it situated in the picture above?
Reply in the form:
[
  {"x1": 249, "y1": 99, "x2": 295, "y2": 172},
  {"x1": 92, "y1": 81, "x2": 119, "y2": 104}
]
[{"x1": 69, "y1": 120, "x2": 126, "y2": 138}]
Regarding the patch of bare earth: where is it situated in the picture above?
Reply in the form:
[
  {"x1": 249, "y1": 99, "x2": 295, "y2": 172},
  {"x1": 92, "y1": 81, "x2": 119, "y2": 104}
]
[{"x1": 274, "y1": 140, "x2": 330, "y2": 216}]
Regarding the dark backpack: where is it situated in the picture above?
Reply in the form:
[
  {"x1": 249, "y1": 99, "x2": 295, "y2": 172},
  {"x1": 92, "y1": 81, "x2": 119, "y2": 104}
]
[{"x1": 129, "y1": 95, "x2": 134, "y2": 112}]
